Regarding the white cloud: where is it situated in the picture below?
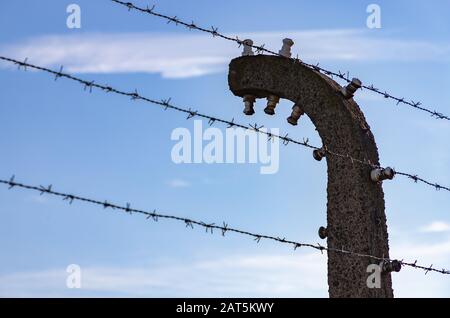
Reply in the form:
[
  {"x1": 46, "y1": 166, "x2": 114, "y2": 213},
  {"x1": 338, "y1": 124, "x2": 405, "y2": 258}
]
[
  {"x1": 420, "y1": 221, "x2": 450, "y2": 233},
  {"x1": 0, "y1": 252, "x2": 327, "y2": 297},
  {"x1": 389, "y1": 237, "x2": 450, "y2": 297},
  {"x1": 166, "y1": 178, "x2": 191, "y2": 188},
  {"x1": 396, "y1": 239, "x2": 450, "y2": 260},
  {"x1": 2, "y1": 237, "x2": 450, "y2": 298},
  {"x1": 1, "y1": 30, "x2": 448, "y2": 79}
]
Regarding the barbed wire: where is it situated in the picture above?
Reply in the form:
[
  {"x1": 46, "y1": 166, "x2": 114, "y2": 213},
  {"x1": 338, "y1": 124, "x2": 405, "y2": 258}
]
[
  {"x1": 110, "y1": 0, "x2": 450, "y2": 122},
  {"x1": 1, "y1": 55, "x2": 449, "y2": 194},
  {"x1": 395, "y1": 172, "x2": 450, "y2": 192},
  {"x1": 1, "y1": 175, "x2": 449, "y2": 275}
]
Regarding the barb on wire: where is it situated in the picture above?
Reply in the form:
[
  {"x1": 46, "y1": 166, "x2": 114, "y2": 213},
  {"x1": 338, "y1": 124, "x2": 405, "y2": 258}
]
[
  {"x1": 221, "y1": 222, "x2": 228, "y2": 236},
  {"x1": 54, "y1": 66, "x2": 64, "y2": 81},
  {"x1": 125, "y1": 202, "x2": 132, "y2": 214},
  {"x1": 1, "y1": 55, "x2": 449, "y2": 194},
  {"x1": 1, "y1": 176, "x2": 449, "y2": 276},
  {"x1": 396, "y1": 172, "x2": 450, "y2": 192},
  {"x1": 185, "y1": 220, "x2": 194, "y2": 229},
  {"x1": 109, "y1": 0, "x2": 450, "y2": 121}
]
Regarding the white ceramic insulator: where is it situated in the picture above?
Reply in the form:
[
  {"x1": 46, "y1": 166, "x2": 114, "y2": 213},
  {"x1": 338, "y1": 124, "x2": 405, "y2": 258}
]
[
  {"x1": 242, "y1": 39, "x2": 254, "y2": 56},
  {"x1": 278, "y1": 38, "x2": 294, "y2": 58}
]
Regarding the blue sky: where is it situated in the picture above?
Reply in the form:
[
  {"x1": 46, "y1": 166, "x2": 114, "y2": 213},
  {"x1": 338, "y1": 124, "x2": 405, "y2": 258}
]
[{"x1": 0, "y1": 0, "x2": 449, "y2": 297}]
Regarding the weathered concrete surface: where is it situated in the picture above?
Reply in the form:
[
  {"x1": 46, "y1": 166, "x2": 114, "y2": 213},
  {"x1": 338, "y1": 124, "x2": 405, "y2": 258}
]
[{"x1": 228, "y1": 56, "x2": 393, "y2": 298}]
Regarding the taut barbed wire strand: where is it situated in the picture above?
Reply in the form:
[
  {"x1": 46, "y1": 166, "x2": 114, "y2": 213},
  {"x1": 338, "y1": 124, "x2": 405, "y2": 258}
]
[
  {"x1": 1, "y1": 176, "x2": 449, "y2": 276},
  {"x1": 109, "y1": 0, "x2": 450, "y2": 122},
  {"x1": 0, "y1": 55, "x2": 449, "y2": 194}
]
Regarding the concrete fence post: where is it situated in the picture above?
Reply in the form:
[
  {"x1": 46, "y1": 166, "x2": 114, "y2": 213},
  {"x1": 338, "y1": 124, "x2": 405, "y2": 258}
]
[{"x1": 228, "y1": 55, "x2": 394, "y2": 298}]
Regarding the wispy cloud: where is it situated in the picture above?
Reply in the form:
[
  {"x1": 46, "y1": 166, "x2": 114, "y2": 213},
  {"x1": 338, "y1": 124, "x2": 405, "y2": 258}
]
[
  {"x1": 389, "y1": 236, "x2": 450, "y2": 297},
  {"x1": 0, "y1": 252, "x2": 327, "y2": 297},
  {"x1": 1, "y1": 30, "x2": 449, "y2": 79},
  {"x1": 420, "y1": 221, "x2": 450, "y2": 233},
  {"x1": 166, "y1": 178, "x2": 191, "y2": 188},
  {"x1": 2, "y1": 237, "x2": 450, "y2": 298}
]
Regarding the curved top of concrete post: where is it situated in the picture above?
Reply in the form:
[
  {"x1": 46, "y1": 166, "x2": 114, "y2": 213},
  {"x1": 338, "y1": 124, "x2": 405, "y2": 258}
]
[
  {"x1": 229, "y1": 56, "x2": 377, "y2": 160},
  {"x1": 228, "y1": 55, "x2": 393, "y2": 298}
]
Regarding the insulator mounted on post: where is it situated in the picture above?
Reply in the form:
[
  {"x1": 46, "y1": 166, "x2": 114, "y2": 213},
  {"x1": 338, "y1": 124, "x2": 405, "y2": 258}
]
[
  {"x1": 287, "y1": 104, "x2": 304, "y2": 125},
  {"x1": 318, "y1": 226, "x2": 328, "y2": 239},
  {"x1": 278, "y1": 38, "x2": 294, "y2": 58},
  {"x1": 371, "y1": 167, "x2": 395, "y2": 182},
  {"x1": 382, "y1": 260, "x2": 402, "y2": 273},
  {"x1": 242, "y1": 39, "x2": 254, "y2": 56},
  {"x1": 264, "y1": 95, "x2": 280, "y2": 115},
  {"x1": 242, "y1": 95, "x2": 256, "y2": 115},
  {"x1": 341, "y1": 78, "x2": 362, "y2": 99},
  {"x1": 313, "y1": 148, "x2": 326, "y2": 161}
]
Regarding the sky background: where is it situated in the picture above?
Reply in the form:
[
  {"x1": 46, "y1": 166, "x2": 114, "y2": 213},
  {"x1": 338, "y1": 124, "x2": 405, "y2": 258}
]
[{"x1": 0, "y1": 0, "x2": 449, "y2": 297}]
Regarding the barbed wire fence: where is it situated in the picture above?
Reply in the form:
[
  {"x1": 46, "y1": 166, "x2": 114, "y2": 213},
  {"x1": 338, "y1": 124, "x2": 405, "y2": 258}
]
[
  {"x1": 110, "y1": 0, "x2": 450, "y2": 122},
  {"x1": 0, "y1": 56, "x2": 448, "y2": 194},
  {"x1": 1, "y1": 176, "x2": 449, "y2": 276},
  {"x1": 0, "y1": 2, "x2": 449, "y2": 288}
]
